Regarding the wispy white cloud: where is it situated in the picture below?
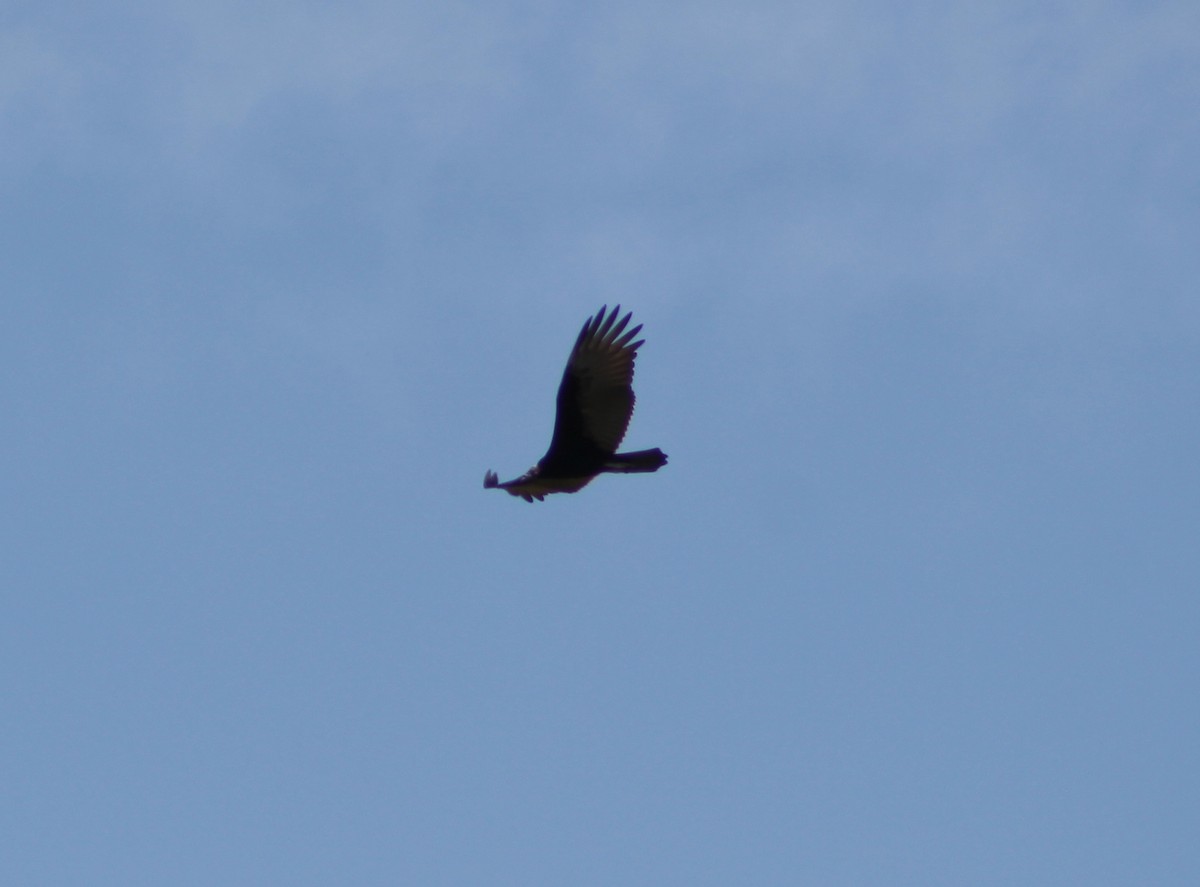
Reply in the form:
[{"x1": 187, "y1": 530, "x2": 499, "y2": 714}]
[
  {"x1": 166, "y1": 1, "x2": 523, "y2": 142},
  {"x1": 4, "y1": 2, "x2": 1196, "y2": 394},
  {"x1": 553, "y1": 3, "x2": 1200, "y2": 319},
  {"x1": 0, "y1": 2, "x2": 529, "y2": 187}
]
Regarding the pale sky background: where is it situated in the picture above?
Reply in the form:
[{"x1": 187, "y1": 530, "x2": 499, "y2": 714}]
[{"x1": 3, "y1": 2, "x2": 1198, "y2": 884}]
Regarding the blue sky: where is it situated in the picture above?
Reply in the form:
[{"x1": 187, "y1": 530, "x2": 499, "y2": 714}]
[{"x1": 3, "y1": 2, "x2": 1198, "y2": 883}]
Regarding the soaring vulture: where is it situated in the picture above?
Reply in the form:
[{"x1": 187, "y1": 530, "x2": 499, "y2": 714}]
[{"x1": 484, "y1": 305, "x2": 667, "y2": 502}]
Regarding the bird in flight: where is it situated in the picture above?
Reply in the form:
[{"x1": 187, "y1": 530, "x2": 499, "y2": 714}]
[{"x1": 484, "y1": 305, "x2": 667, "y2": 502}]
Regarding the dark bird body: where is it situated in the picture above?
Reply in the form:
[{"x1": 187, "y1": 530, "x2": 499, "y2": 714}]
[{"x1": 484, "y1": 306, "x2": 667, "y2": 502}]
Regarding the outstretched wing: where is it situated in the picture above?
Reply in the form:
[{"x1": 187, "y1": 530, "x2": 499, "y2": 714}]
[{"x1": 547, "y1": 305, "x2": 644, "y2": 459}]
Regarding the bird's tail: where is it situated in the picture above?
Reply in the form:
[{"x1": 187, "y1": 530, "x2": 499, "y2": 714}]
[{"x1": 602, "y1": 448, "x2": 668, "y2": 473}]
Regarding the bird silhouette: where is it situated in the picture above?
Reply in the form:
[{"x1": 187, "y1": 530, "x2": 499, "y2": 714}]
[{"x1": 484, "y1": 305, "x2": 667, "y2": 502}]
